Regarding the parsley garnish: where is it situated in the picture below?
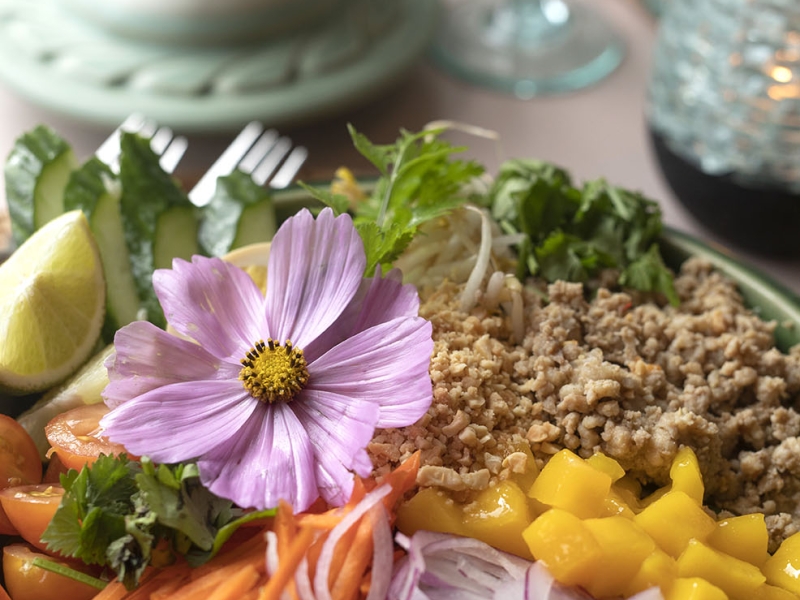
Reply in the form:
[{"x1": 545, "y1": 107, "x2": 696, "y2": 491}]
[{"x1": 41, "y1": 455, "x2": 273, "y2": 590}]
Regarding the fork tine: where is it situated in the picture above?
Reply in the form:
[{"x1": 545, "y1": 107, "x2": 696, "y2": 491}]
[
  {"x1": 237, "y1": 129, "x2": 278, "y2": 174},
  {"x1": 251, "y1": 136, "x2": 293, "y2": 186},
  {"x1": 149, "y1": 126, "x2": 174, "y2": 155},
  {"x1": 95, "y1": 113, "x2": 145, "y2": 166},
  {"x1": 188, "y1": 121, "x2": 265, "y2": 207},
  {"x1": 159, "y1": 136, "x2": 188, "y2": 174},
  {"x1": 268, "y1": 146, "x2": 308, "y2": 189}
]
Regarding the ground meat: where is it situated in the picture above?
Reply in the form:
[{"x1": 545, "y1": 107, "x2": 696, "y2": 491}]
[{"x1": 367, "y1": 257, "x2": 800, "y2": 548}]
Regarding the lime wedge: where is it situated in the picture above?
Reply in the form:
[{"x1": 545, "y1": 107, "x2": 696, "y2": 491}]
[{"x1": 0, "y1": 210, "x2": 105, "y2": 394}]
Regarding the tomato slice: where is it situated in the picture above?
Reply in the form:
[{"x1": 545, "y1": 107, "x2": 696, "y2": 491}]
[
  {"x1": 0, "y1": 484, "x2": 64, "y2": 552},
  {"x1": 0, "y1": 415, "x2": 43, "y2": 536},
  {"x1": 45, "y1": 404, "x2": 132, "y2": 472},
  {"x1": 3, "y1": 543, "x2": 98, "y2": 600}
]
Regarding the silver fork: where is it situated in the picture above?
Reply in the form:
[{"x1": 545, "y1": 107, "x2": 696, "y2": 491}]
[
  {"x1": 95, "y1": 113, "x2": 188, "y2": 175},
  {"x1": 188, "y1": 121, "x2": 308, "y2": 207}
]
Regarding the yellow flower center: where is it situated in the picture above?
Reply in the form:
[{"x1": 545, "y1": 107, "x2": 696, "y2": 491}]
[{"x1": 239, "y1": 338, "x2": 309, "y2": 403}]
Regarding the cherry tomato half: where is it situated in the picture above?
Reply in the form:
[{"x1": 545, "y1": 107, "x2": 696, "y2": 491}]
[
  {"x1": 0, "y1": 415, "x2": 43, "y2": 536},
  {"x1": 3, "y1": 543, "x2": 98, "y2": 600},
  {"x1": 45, "y1": 404, "x2": 131, "y2": 472},
  {"x1": 0, "y1": 484, "x2": 64, "y2": 552}
]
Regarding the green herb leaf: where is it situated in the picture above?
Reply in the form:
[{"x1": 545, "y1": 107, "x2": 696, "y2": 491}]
[{"x1": 323, "y1": 126, "x2": 483, "y2": 275}]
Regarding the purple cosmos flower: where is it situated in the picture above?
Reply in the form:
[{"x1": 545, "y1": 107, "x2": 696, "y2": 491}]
[{"x1": 100, "y1": 208, "x2": 433, "y2": 512}]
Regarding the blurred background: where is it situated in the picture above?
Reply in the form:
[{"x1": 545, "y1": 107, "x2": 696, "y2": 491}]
[{"x1": 3, "y1": 0, "x2": 800, "y2": 293}]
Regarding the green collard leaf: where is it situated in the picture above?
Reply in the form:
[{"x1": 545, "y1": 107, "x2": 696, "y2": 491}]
[{"x1": 620, "y1": 244, "x2": 680, "y2": 306}]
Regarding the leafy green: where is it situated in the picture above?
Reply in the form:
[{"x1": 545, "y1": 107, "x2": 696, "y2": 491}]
[
  {"x1": 4, "y1": 124, "x2": 78, "y2": 245},
  {"x1": 303, "y1": 125, "x2": 483, "y2": 275},
  {"x1": 489, "y1": 159, "x2": 678, "y2": 304},
  {"x1": 41, "y1": 454, "x2": 255, "y2": 590},
  {"x1": 198, "y1": 170, "x2": 277, "y2": 257},
  {"x1": 118, "y1": 132, "x2": 201, "y2": 328}
]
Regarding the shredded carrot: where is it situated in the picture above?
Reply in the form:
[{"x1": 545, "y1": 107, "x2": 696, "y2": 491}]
[
  {"x1": 205, "y1": 563, "x2": 261, "y2": 600},
  {"x1": 91, "y1": 452, "x2": 421, "y2": 600}
]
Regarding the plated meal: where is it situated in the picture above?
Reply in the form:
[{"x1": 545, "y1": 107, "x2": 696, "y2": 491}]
[{"x1": 0, "y1": 123, "x2": 800, "y2": 600}]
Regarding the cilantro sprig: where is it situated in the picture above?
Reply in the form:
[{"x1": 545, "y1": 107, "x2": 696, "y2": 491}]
[
  {"x1": 489, "y1": 159, "x2": 679, "y2": 304},
  {"x1": 303, "y1": 125, "x2": 483, "y2": 275},
  {"x1": 41, "y1": 455, "x2": 273, "y2": 590}
]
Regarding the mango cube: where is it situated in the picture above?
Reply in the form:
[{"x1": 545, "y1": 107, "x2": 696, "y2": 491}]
[
  {"x1": 752, "y1": 584, "x2": 800, "y2": 600},
  {"x1": 670, "y1": 446, "x2": 705, "y2": 504},
  {"x1": 522, "y1": 508, "x2": 602, "y2": 587},
  {"x1": 764, "y1": 531, "x2": 800, "y2": 595},
  {"x1": 677, "y1": 539, "x2": 766, "y2": 599},
  {"x1": 586, "y1": 453, "x2": 626, "y2": 482},
  {"x1": 708, "y1": 513, "x2": 769, "y2": 568},
  {"x1": 581, "y1": 516, "x2": 656, "y2": 598},
  {"x1": 666, "y1": 577, "x2": 729, "y2": 600},
  {"x1": 634, "y1": 490, "x2": 717, "y2": 557},
  {"x1": 528, "y1": 449, "x2": 612, "y2": 519},
  {"x1": 395, "y1": 487, "x2": 463, "y2": 537},
  {"x1": 626, "y1": 548, "x2": 679, "y2": 596},
  {"x1": 463, "y1": 480, "x2": 532, "y2": 559}
]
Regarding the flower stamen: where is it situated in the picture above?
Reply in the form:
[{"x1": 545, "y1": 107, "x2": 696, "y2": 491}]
[{"x1": 239, "y1": 338, "x2": 309, "y2": 403}]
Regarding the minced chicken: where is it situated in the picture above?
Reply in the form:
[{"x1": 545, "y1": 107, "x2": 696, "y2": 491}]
[{"x1": 367, "y1": 257, "x2": 800, "y2": 551}]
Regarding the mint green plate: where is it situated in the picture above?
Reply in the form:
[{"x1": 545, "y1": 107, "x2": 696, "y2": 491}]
[{"x1": 0, "y1": 0, "x2": 438, "y2": 132}]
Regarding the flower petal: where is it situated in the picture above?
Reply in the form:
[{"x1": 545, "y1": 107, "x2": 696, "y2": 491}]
[
  {"x1": 309, "y1": 317, "x2": 433, "y2": 428},
  {"x1": 265, "y1": 208, "x2": 365, "y2": 348},
  {"x1": 292, "y1": 388, "x2": 380, "y2": 506},
  {"x1": 103, "y1": 321, "x2": 239, "y2": 408},
  {"x1": 198, "y1": 403, "x2": 318, "y2": 511},
  {"x1": 154, "y1": 256, "x2": 267, "y2": 360},
  {"x1": 100, "y1": 380, "x2": 257, "y2": 464},
  {"x1": 304, "y1": 268, "x2": 421, "y2": 363}
]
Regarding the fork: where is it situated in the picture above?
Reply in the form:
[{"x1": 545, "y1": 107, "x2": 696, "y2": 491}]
[
  {"x1": 188, "y1": 121, "x2": 308, "y2": 207},
  {"x1": 95, "y1": 113, "x2": 188, "y2": 175}
]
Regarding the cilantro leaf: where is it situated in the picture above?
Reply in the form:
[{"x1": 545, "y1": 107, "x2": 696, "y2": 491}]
[{"x1": 488, "y1": 159, "x2": 679, "y2": 304}]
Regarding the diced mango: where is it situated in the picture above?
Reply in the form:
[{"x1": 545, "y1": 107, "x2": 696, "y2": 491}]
[
  {"x1": 581, "y1": 516, "x2": 656, "y2": 598},
  {"x1": 522, "y1": 508, "x2": 602, "y2": 587},
  {"x1": 528, "y1": 449, "x2": 612, "y2": 519},
  {"x1": 586, "y1": 453, "x2": 626, "y2": 482},
  {"x1": 666, "y1": 577, "x2": 729, "y2": 600},
  {"x1": 601, "y1": 489, "x2": 636, "y2": 519},
  {"x1": 764, "y1": 531, "x2": 800, "y2": 595},
  {"x1": 752, "y1": 584, "x2": 800, "y2": 600},
  {"x1": 463, "y1": 480, "x2": 533, "y2": 559},
  {"x1": 395, "y1": 487, "x2": 463, "y2": 537},
  {"x1": 670, "y1": 446, "x2": 705, "y2": 504},
  {"x1": 708, "y1": 513, "x2": 769, "y2": 568},
  {"x1": 634, "y1": 490, "x2": 717, "y2": 557},
  {"x1": 626, "y1": 548, "x2": 679, "y2": 596},
  {"x1": 612, "y1": 475, "x2": 644, "y2": 513},
  {"x1": 677, "y1": 539, "x2": 766, "y2": 599}
]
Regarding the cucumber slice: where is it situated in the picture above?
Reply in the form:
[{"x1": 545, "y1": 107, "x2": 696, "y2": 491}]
[
  {"x1": 118, "y1": 132, "x2": 201, "y2": 328},
  {"x1": 154, "y1": 206, "x2": 200, "y2": 269},
  {"x1": 4, "y1": 125, "x2": 77, "y2": 245},
  {"x1": 198, "y1": 170, "x2": 277, "y2": 257},
  {"x1": 64, "y1": 158, "x2": 141, "y2": 341}
]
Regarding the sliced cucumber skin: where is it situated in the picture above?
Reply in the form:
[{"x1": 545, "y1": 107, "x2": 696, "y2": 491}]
[
  {"x1": 64, "y1": 158, "x2": 141, "y2": 342},
  {"x1": 118, "y1": 132, "x2": 201, "y2": 328},
  {"x1": 4, "y1": 125, "x2": 77, "y2": 245},
  {"x1": 199, "y1": 170, "x2": 277, "y2": 257}
]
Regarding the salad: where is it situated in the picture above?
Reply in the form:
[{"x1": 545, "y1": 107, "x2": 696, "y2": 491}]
[{"x1": 0, "y1": 123, "x2": 798, "y2": 600}]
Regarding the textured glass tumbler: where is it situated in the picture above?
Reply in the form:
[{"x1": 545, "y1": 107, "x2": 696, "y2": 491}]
[{"x1": 647, "y1": 0, "x2": 800, "y2": 256}]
